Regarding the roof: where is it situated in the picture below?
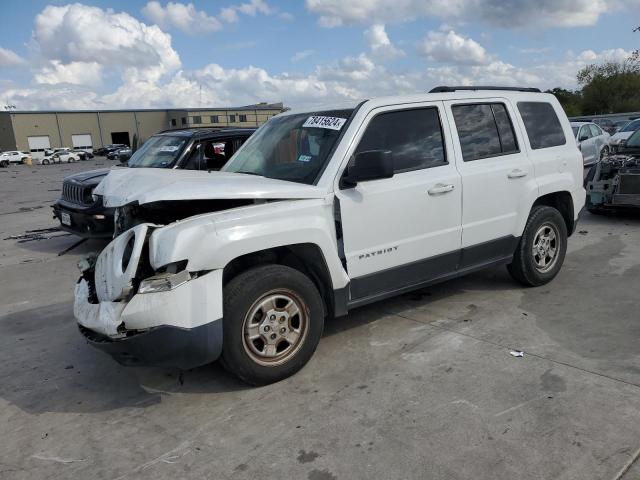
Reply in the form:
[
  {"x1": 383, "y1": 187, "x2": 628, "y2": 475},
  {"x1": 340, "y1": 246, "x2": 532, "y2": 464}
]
[
  {"x1": 570, "y1": 121, "x2": 591, "y2": 126},
  {"x1": 156, "y1": 127, "x2": 257, "y2": 138}
]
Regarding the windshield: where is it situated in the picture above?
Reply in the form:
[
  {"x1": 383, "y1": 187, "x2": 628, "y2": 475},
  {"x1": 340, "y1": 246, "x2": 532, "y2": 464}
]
[
  {"x1": 223, "y1": 109, "x2": 353, "y2": 184},
  {"x1": 627, "y1": 129, "x2": 640, "y2": 147},
  {"x1": 621, "y1": 119, "x2": 640, "y2": 132},
  {"x1": 127, "y1": 135, "x2": 189, "y2": 168}
]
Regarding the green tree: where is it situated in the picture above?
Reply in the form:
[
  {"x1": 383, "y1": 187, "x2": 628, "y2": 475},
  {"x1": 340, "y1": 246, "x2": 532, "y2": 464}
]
[
  {"x1": 577, "y1": 56, "x2": 640, "y2": 114},
  {"x1": 545, "y1": 87, "x2": 582, "y2": 116}
]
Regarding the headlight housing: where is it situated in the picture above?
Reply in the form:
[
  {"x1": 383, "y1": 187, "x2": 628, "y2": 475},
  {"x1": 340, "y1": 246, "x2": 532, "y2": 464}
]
[{"x1": 138, "y1": 270, "x2": 191, "y2": 294}]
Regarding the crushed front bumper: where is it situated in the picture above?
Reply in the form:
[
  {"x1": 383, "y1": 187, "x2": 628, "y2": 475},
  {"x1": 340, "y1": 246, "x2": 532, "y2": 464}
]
[{"x1": 74, "y1": 269, "x2": 224, "y2": 369}]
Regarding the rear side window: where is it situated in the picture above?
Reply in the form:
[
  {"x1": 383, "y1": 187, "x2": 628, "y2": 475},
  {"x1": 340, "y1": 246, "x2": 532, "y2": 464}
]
[
  {"x1": 355, "y1": 107, "x2": 446, "y2": 173},
  {"x1": 517, "y1": 102, "x2": 566, "y2": 149},
  {"x1": 452, "y1": 103, "x2": 519, "y2": 161}
]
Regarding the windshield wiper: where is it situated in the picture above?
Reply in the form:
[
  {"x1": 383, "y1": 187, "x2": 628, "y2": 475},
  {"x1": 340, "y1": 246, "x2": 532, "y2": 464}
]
[{"x1": 235, "y1": 170, "x2": 264, "y2": 177}]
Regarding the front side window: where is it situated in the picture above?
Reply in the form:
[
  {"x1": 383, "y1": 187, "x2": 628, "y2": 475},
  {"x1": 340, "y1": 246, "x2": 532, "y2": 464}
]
[
  {"x1": 452, "y1": 103, "x2": 518, "y2": 161},
  {"x1": 355, "y1": 107, "x2": 446, "y2": 173},
  {"x1": 626, "y1": 130, "x2": 640, "y2": 147},
  {"x1": 224, "y1": 109, "x2": 353, "y2": 185},
  {"x1": 127, "y1": 135, "x2": 189, "y2": 168},
  {"x1": 517, "y1": 102, "x2": 566, "y2": 150},
  {"x1": 579, "y1": 126, "x2": 592, "y2": 140}
]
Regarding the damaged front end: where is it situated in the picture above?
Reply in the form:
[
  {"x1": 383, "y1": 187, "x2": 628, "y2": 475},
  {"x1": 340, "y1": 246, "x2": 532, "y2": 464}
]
[
  {"x1": 586, "y1": 155, "x2": 640, "y2": 211},
  {"x1": 74, "y1": 222, "x2": 224, "y2": 369}
]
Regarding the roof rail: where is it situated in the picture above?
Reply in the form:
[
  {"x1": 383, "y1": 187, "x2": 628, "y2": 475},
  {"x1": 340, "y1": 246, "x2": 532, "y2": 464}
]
[{"x1": 429, "y1": 86, "x2": 542, "y2": 93}]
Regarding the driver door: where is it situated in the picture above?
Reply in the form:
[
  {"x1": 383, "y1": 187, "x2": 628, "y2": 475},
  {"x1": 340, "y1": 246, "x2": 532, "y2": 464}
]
[{"x1": 335, "y1": 103, "x2": 462, "y2": 301}]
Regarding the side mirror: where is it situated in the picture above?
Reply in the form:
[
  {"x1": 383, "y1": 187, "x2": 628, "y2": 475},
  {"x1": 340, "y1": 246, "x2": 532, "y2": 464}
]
[
  {"x1": 340, "y1": 150, "x2": 394, "y2": 189},
  {"x1": 579, "y1": 135, "x2": 589, "y2": 142}
]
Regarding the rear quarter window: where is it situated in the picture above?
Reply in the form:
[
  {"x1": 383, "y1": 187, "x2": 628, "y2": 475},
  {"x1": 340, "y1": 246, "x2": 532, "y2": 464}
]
[{"x1": 517, "y1": 102, "x2": 566, "y2": 150}]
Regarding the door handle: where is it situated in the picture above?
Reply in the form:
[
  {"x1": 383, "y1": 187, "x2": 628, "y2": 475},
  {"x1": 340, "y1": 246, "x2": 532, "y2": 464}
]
[
  {"x1": 427, "y1": 183, "x2": 455, "y2": 195},
  {"x1": 508, "y1": 169, "x2": 528, "y2": 179}
]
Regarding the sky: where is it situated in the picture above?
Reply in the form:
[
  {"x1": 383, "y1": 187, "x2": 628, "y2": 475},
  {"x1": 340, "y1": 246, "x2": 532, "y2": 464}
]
[{"x1": 0, "y1": 0, "x2": 638, "y2": 110}]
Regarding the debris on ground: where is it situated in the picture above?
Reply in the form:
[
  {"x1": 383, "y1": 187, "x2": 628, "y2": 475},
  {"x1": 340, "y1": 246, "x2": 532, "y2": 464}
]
[
  {"x1": 3, "y1": 227, "x2": 69, "y2": 243},
  {"x1": 509, "y1": 350, "x2": 524, "y2": 358},
  {"x1": 578, "y1": 230, "x2": 588, "y2": 235}
]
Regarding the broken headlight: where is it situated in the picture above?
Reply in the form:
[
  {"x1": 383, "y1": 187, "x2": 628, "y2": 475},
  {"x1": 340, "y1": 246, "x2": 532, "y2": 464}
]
[{"x1": 138, "y1": 270, "x2": 191, "y2": 294}]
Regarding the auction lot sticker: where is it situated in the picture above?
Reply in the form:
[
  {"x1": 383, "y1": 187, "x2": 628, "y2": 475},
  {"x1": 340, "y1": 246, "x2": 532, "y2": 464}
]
[{"x1": 303, "y1": 116, "x2": 347, "y2": 130}]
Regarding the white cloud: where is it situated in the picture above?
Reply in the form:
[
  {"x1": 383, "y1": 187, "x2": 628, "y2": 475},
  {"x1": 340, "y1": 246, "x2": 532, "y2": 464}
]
[
  {"x1": 365, "y1": 24, "x2": 405, "y2": 60},
  {"x1": 279, "y1": 12, "x2": 295, "y2": 21},
  {"x1": 305, "y1": 0, "x2": 634, "y2": 29},
  {"x1": 0, "y1": 47, "x2": 26, "y2": 67},
  {"x1": 237, "y1": 0, "x2": 272, "y2": 16},
  {"x1": 34, "y1": 60, "x2": 103, "y2": 86},
  {"x1": 291, "y1": 50, "x2": 315, "y2": 62},
  {"x1": 142, "y1": 1, "x2": 222, "y2": 33},
  {"x1": 418, "y1": 30, "x2": 489, "y2": 65},
  {"x1": 34, "y1": 3, "x2": 181, "y2": 84},
  {"x1": 219, "y1": 7, "x2": 239, "y2": 23}
]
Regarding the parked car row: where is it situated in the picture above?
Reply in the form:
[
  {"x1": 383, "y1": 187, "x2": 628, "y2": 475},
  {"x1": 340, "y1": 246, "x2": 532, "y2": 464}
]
[
  {"x1": 64, "y1": 87, "x2": 587, "y2": 386},
  {"x1": 0, "y1": 150, "x2": 31, "y2": 167}
]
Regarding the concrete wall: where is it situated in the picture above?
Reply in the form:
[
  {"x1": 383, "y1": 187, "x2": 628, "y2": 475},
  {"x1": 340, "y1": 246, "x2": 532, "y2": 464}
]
[
  {"x1": 57, "y1": 113, "x2": 102, "y2": 150},
  {"x1": 0, "y1": 113, "x2": 16, "y2": 151},
  {"x1": 10, "y1": 113, "x2": 63, "y2": 150},
  {"x1": 135, "y1": 111, "x2": 169, "y2": 143}
]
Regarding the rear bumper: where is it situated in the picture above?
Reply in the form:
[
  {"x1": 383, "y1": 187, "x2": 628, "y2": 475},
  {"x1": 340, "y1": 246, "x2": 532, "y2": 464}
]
[{"x1": 52, "y1": 201, "x2": 114, "y2": 238}]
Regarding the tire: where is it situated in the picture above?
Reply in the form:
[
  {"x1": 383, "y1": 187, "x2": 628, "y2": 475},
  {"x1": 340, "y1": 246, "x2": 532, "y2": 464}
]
[
  {"x1": 508, "y1": 205, "x2": 568, "y2": 287},
  {"x1": 600, "y1": 146, "x2": 609, "y2": 160},
  {"x1": 42, "y1": 159, "x2": 50, "y2": 165},
  {"x1": 0, "y1": 160, "x2": 8, "y2": 168},
  {"x1": 221, "y1": 264, "x2": 324, "y2": 385}
]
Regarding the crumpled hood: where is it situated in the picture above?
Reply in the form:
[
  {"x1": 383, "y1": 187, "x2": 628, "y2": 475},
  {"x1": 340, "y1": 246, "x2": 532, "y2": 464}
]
[{"x1": 94, "y1": 168, "x2": 328, "y2": 207}]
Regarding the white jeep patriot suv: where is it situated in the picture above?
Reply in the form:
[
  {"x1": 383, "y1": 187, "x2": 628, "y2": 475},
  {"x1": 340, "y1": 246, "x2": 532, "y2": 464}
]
[{"x1": 75, "y1": 86, "x2": 585, "y2": 385}]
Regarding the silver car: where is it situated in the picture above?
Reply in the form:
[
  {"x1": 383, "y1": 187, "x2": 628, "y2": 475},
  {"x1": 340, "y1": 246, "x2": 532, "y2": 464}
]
[{"x1": 571, "y1": 121, "x2": 610, "y2": 166}]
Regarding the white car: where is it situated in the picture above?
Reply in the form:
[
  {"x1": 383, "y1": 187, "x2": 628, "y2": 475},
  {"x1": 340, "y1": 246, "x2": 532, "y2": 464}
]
[
  {"x1": 39, "y1": 151, "x2": 80, "y2": 165},
  {"x1": 75, "y1": 86, "x2": 585, "y2": 385},
  {"x1": 0, "y1": 150, "x2": 30, "y2": 166},
  {"x1": 609, "y1": 118, "x2": 640, "y2": 152},
  {"x1": 570, "y1": 121, "x2": 610, "y2": 165}
]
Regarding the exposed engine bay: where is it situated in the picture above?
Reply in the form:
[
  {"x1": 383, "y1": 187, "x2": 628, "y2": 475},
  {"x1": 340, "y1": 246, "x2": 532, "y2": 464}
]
[{"x1": 586, "y1": 155, "x2": 640, "y2": 210}]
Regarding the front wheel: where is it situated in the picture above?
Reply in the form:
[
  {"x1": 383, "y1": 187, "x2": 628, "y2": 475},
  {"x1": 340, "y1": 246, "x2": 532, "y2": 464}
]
[
  {"x1": 42, "y1": 159, "x2": 50, "y2": 165},
  {"x1": 221, "y1": 264, "x2": 324, "y2": 385},
  {"x1": 600, "y1": 146, "x2": 609, "y2": 160},
  {"x1": 508, "y1": 205, "x2": 568, "y2": 287}
]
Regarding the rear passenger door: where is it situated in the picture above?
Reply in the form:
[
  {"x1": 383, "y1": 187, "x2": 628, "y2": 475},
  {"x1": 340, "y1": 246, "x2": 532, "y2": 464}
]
[
  {"x1": 445, "y1": 100, "x2": 537, "y2": 265},
  {"x1": 336, "y1": 104, "x2": 462, "y2": 300}
]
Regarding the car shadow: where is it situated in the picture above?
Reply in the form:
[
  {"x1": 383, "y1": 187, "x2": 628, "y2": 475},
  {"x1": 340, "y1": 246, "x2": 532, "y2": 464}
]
[{"x1": 0, "y1": 265, "x2": 527, "y2": 416}]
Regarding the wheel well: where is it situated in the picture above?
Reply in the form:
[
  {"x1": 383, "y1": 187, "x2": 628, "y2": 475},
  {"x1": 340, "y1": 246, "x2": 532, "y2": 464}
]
[
  {"x1": 222, "y1": 244, "x2": 334, "y2": 318},
  {"x1": 533, "y1": 191, "x2": 575, "y2": 236}
]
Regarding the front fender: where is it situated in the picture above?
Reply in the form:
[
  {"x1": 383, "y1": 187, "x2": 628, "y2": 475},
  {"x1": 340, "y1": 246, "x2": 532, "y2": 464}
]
[{"x1": 148, "y1": 199, "x2": 349, "y2": 290}]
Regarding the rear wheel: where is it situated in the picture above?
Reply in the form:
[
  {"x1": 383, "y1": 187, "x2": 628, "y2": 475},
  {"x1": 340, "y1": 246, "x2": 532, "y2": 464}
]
[
  {"x1": 221, "y1": 264, "x2": 324, "y2": 385},
  {"x1": 508, "y1": 205, "x2": 568, "y2": 287},
  {"x1": 42, "y1": 159, "x2": 50, "y2": 165}
]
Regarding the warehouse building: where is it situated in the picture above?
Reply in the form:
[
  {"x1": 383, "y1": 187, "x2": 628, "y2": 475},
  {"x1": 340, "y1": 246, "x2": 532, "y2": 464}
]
[{"x1": 0, "y1": 103, "x2": 283, "y2": 157}]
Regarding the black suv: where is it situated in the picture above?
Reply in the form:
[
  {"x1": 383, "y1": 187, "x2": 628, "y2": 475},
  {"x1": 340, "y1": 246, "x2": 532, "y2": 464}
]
[{"x1": 53, "y1": 128, "x2": 255, "y2": 238}]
